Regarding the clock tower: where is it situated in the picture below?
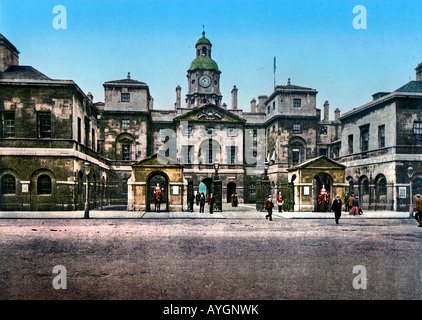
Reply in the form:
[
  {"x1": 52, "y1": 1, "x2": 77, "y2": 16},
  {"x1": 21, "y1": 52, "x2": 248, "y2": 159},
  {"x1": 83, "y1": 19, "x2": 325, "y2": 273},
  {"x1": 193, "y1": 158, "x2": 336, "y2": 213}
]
[{"x1": 186, "y1": 32, "x2": 222, "y2": 108}]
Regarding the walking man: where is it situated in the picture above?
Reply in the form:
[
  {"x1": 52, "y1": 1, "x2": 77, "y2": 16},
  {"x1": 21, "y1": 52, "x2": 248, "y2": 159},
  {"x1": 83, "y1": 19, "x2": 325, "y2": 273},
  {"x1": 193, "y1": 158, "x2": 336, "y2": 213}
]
[
  {"x1": 331, "y1": 194, "x2": 342, "y2": 225},
  {"x1": 199, "y1": 192, "x2": 206, "y2": 213},
  {"x1": 265, "y1": 195, "x2": 274, "y2": 221},
  {"x1": 208, "y1": 193, "x2": 215, "y2": 214}
]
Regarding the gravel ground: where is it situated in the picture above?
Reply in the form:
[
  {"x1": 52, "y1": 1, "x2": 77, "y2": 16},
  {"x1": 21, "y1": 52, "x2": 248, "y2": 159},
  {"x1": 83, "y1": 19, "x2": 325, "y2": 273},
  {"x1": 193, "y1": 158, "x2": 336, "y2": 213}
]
[{"x1": 0, "y1": 218, "x2": 421, "y2": 300}]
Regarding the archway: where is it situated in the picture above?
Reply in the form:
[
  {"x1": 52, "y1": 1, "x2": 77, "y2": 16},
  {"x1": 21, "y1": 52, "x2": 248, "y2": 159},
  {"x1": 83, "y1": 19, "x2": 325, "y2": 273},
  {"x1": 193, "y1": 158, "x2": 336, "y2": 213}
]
[
  {"x1": 313, "y1": 172, "x2": 333, "y2": 212},
  {"x1": 227, "y1": 182, "x2": 236, "y2": 203},
  {"x1": 146, "y1": 171, "x2": 169, "y2": 212},
  {"x1": 200, "y1": 178, "x2": 213, "y2": 197}
]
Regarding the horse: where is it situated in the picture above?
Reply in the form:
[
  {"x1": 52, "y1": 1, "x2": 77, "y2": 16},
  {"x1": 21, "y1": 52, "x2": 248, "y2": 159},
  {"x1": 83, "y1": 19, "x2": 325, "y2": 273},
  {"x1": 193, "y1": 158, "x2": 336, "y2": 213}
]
[
  {"x1": 153, "y1": 191, "x2": 163, "y2": 212},
  {"x1": 317, "y1": 193, "x2": 330, "y2": 212}
]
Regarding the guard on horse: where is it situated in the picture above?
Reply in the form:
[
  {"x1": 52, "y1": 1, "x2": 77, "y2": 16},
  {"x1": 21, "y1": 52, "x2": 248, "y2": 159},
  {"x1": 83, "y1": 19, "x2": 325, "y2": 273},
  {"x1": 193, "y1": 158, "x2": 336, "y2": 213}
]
[
  {"x1": 317, "y1": 185, "x2": 330, "y2": 212},
  {"x1": 153, "y1": 183, "x2": 163, "y2": 212}
]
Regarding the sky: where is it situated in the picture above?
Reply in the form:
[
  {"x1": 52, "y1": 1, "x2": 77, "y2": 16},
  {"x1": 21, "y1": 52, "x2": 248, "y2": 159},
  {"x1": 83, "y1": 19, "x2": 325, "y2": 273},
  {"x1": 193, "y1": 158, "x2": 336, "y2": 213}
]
[{"x1": 1, "y1": 0, "x2": 422, "y2": 117}]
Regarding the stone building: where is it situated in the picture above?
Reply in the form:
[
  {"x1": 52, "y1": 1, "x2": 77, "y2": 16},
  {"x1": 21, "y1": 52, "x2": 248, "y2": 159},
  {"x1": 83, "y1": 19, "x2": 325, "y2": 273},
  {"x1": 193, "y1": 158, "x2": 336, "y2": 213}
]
[{"x1": 1, "y1": 32, "x2": 421, "y2": 212}]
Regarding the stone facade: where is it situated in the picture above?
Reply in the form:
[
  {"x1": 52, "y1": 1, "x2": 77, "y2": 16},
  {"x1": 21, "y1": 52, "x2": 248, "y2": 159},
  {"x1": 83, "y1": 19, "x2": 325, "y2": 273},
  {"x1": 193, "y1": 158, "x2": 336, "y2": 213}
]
[{"x1": 1, "y1": 32, "x2": 421, "y2": 212}]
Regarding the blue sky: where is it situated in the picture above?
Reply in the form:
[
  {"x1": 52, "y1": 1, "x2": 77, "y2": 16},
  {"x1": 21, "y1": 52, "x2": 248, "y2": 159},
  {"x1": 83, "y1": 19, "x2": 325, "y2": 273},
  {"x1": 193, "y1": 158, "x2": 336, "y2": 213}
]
[{"x1": 1, "y1": 0, "x2": 421, "y2": 117}]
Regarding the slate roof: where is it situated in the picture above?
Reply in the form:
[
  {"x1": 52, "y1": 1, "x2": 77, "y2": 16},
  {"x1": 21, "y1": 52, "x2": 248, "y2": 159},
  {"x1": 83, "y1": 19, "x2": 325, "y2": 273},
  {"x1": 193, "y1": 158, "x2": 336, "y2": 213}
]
[
  {"x1": 0, "y1": 65, "x2": 51, "y2": 80},
  {"x1": 394, "y1": 81, "x2": 422, "y2": 93}
]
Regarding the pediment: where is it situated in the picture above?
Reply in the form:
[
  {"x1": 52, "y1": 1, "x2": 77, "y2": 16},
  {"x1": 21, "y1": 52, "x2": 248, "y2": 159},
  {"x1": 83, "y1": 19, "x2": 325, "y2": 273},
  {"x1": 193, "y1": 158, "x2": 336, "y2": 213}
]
[
  {"x1": 132, "y1": 154, "x2": 183, "y2": 167},
  {"x1": 174, "y1": 104, "x2": 246, "y2": 123},
  {"x1": 287, "y1": 156, "x2": 346, "y2": 171}
]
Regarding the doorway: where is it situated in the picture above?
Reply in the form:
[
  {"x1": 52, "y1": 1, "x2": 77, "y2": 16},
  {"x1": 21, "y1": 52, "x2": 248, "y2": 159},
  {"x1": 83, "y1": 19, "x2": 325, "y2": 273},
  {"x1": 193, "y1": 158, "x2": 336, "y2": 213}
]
[{"x1": 147, "y1": 172, "x2": 169, "y2": 212}]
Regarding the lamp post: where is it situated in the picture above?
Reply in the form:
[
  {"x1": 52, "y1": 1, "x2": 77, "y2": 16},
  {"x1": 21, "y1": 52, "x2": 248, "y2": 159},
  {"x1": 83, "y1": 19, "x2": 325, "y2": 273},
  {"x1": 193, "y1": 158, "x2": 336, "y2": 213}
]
[
  {"x1": 212, "y1": 160, "x2": 222, "y2": 212},
  {"x1": 407, "y1": 166, "x2": 414, "y2": 218},
  {"x1": 84, "y1": 162, "x2": 91, "y2": 219}
]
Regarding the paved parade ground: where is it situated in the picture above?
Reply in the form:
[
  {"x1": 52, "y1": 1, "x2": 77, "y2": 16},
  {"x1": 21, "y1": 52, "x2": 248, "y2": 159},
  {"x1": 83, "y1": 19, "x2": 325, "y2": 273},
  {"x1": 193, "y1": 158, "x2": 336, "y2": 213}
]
[{"x1": 0, "y1": 204, "x2": 421, "y2": 301}]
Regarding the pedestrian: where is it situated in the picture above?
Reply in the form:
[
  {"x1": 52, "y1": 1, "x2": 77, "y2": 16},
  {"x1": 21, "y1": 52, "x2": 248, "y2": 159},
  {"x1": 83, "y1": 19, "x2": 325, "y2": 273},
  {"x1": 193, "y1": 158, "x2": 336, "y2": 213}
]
[
  {"x1": 415, "y1": 194, "x2": 422, "y2": 227},
  {"x1": 208, "y1": 193, "x2": 215, "y2": 214},
  {"x1": 195, "y1": 192, "x2": 200, "y2": 206},
  {"x1": 347, "y1": 194, "x2": 355, "y2": 212},
  {"x1": 331, "y1": 194, "x2": 342, "y2": 224},
  {"x1": 277, "y1": 192, "x2": 284, "y2": 212},
  {"x1": 265, "y1": 195, "x2": 274, "y2": 221},
  {"x1": 199, "y1": 192, "x2": 206, "y2": 213},
  {"x1": 349, "y1": 197, "x2": 362, "y2": 215}
]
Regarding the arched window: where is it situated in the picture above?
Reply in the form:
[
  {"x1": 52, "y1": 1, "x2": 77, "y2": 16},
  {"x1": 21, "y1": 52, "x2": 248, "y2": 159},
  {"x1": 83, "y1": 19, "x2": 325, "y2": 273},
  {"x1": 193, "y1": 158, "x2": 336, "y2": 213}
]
[
  {"x1": 1, "y1": 174, "x2": 16, "y2": 194},
  {"x1": 376, "y1": 176, "x2": 387, "y2": 196},
  {"x1": 249, "y1": 184, "x2": 256, "y2": 194},
  {"x1": 37, "y1": 174, "x2": 52, "y2": 195}
]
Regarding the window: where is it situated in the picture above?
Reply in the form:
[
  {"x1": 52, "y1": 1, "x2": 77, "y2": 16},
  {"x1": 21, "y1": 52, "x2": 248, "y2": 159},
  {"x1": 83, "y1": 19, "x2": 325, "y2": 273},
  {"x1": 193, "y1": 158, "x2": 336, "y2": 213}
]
[
  {"x1": 414, "y1": 121, "x2": 422, "y2": 144},
  {"x1": 360, "y1": 125, "x2": 370, "y2": 152},
  {"x1": 37, "y1": 175, "x2": 52, "y2": 195},
  {"x1": 122, "y1": 120, "x2": 130, "y2": 128},
  {"x1": 208, "y1": 139, "x2": 213, "y2": 164},
  {"x1": 348, "y1": 134, "x2": 354, "y2": 154},
  {"x1": 38, "y1": 112, "x2": 51, "y2": 138},
  {"x1": 84, "y1": 117, "x2": 90, "y2": 146},
  {"x1": 1, "y1": 174, "x2": 16, "y2": 194},
  {"x1": 121, "y1": 93, "x2": 130, "y2": 103},
  {"x1": 92, "y1": 129, "x2": 96, "y2": 150},
  {"x1": 187, "y1": 145, "x2": 193, "y2": 164},
  {"x1": 293, "y1": 124, "x2": 301, "y2": 132},
  {"x1": 249, "y1": 184, "x2": 256, "y2": 194},
  {"x1": 273, "y1": 101, "x2": 276, "y2": 110},
  {"x1": 2, "y1": 112, "x2": 15, "y2": 137},
  {"x1": 292, "y1": 149, "x2": 300, "y2": 165},
  {"x1": 319, "y1": 148, "x2": 327, "y2": 156},
  {"x1": 184, "y1": 126, "x2": 192, "y2": 135},
  {"x1": 122, "y1": 144, "x2": 131, "y2": 160},
  {"x1": 77, "y1": 117, "x2": 82, "y2": 143},
  {"x1": 267, "y1": 105, "x2": 271, "y2": 114},
  {"x1": 378, "y1": 125, "x2": 385, "y2": 148},
  {"x1": 361, "y1": 179, "x2": 369, "y2": 195},
  {"x1": 158, "y1": 129, "x2": 167, "y2": 142},
  {"x1": 293, "y1": 99, "x2": 301, "y2": 108},
  {"x1": 377, "y1": 178, "x2": 387, "y2": 196},
  {"x1": 228, "y1": 127, "x2": 236, "y2": 136},
  {"x1": 230, "y1": 146, "x2": 236, "y2": 164},
  {"x1": 320, "y1": 126, "x2": 327, "y2": 135}
]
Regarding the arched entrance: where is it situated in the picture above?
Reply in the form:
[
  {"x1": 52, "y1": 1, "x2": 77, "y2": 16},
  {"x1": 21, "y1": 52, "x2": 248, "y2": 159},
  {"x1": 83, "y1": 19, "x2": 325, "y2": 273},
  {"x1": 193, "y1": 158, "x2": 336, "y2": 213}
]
[
  {"x1": 200, "y1": 178, "x2": 213, "y2": 197},
  {"x1": 147, "y1": 171, "x2": 169, "y2": 212},
  {"x1": 227, "y1": 182, "x2": 236, "y2": 203},
  {"x1": 313, "y1": 172, "x2": 333, "y2": 212}
]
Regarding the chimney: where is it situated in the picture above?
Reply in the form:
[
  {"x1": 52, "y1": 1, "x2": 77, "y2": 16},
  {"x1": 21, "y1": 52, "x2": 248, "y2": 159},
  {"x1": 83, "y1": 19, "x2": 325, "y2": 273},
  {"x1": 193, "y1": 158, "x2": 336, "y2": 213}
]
[
  {"x1": 231, "y1": 85, "x2": 238, "y2": 110},
  {"x1": 87, "y1": 92, "x2": 93, "y2": 102},
  {"x1": 175, "y1": 85, "x2": 181, "y2": 109},
  {"x1": 0, "y1": 34, "x2": 20, "y2": 72},
  {"x1": 250, "y1": 98, "x2": 257, "y2": 113},
  {"x1": 257, "y1": 95, "x2": 268, "y2": 113},
  {"x1": 222, "y1": 103, "x2": 227, "y2": 110},
  {"x1": 323, "y1": 101, "x2": 330, "y2": 121},
  {"x1": 334, "y1": 108, "x2": 340, "y2": 121},
  {"x1": 416, "y1": 63, "x2": 422, "y2": 81},
  {"x1": 150, "y1": 96, "x2": 154, "y2": 110}
]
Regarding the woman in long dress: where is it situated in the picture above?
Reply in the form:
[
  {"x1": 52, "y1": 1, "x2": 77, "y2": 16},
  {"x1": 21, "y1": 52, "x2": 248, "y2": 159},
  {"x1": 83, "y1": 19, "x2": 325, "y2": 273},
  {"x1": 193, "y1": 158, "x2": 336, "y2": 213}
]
[{"x1": 349, "y1": 197, "x2": 361, "y2": 215}]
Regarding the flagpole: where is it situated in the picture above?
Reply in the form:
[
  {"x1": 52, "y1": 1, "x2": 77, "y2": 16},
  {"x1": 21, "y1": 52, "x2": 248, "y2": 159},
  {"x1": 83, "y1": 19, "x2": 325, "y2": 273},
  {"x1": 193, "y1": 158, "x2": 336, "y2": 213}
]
[{"x1": 274, "y1": 56, "x2": 276, "y2": 89}]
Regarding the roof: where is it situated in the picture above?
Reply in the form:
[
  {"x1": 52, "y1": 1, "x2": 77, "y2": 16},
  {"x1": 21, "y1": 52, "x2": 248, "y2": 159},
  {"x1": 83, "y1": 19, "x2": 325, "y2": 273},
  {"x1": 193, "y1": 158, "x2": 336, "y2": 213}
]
[
  {"x1": 0, "y1": 33, "x2": 19, "y2": 54},
  {"x1": 196, "y1": 32, "x2": 211, "y2": 46},
  {"x1": 0, "y1": 65, "x2": 51, "y2": 80},
  {"x1": 103, "y1": 73, "x2": 148, "y2": 87},
  {"x1": 189, "y1": 57, "x2": 220, "y2": 72},
  {"x1": 394, "y1": 81, "x2": 422, "y2": 93},
  {"x1": 287, "y1": 156, "x2": 346, "y2": 171},
  {"x1": 340, "y1": 80, "x2": 422, "y2": 120}
]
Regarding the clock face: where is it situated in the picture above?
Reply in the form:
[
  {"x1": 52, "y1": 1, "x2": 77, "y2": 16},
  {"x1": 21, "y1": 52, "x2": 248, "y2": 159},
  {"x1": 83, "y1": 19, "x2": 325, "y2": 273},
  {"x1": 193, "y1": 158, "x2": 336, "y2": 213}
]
[{"x1": 199, "y1": 75, "x2": 211, "y2": 88}]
